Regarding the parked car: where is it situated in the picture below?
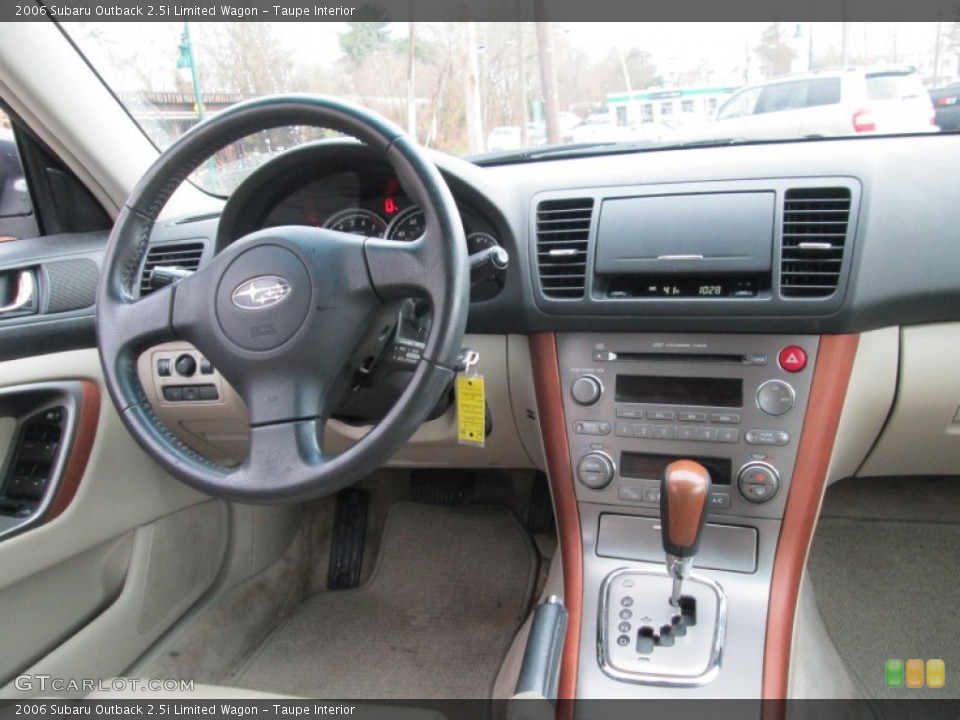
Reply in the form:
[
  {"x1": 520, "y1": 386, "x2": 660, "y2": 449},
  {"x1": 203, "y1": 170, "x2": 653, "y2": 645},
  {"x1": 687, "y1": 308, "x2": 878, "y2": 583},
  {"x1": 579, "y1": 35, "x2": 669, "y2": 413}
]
[
  {"x1": 692, "y1": 66, "x2": 938, "y2": 140},
  {"x1": 929, "y1": 81, "x2": 960, "y2": 131}
]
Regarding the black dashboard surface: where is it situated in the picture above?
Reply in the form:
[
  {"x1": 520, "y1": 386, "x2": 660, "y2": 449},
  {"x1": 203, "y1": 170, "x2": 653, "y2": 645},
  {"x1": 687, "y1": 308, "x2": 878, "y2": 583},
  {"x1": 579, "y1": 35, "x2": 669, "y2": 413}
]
[{"x1": 2, "y1": 133, "x2": 960, "y2": 362}]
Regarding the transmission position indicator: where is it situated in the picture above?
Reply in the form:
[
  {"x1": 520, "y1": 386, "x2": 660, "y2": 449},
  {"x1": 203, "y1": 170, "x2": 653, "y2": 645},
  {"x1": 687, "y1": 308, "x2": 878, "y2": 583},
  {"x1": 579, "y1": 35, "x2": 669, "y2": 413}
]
[
  {"x1": 386, "y1": 206, "x2": 425, "y2": 241},
  {"x1": 324, "y1": 208, "x2": 387, "y2": 237}
]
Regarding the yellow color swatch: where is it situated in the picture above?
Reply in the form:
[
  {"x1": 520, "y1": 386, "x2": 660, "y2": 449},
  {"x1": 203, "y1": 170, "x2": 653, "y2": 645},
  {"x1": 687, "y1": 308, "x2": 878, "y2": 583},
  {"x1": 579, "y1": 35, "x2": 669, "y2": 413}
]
[
  {"x1": 926, "y1": 659, "x2": 945, "y2": 689},
  {"x1": 905, "y1": 659, "x2": 925, "y2": 688}
]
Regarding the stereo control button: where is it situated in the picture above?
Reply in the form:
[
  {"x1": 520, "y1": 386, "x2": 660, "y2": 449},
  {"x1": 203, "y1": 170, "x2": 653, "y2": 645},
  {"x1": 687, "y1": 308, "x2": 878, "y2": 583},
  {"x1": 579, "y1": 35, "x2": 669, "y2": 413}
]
[
  {"x1": 757, "y1": 380, "x2": 796, "y2": 416},
  {"x1": 614, "y1": 422, "x2": 635, "y2": 438},
  {"x1": 573, "y1": 420, "x2": 611, "y2": 436},
  {"x1": 633, "y1": 423, "x2": 654, "y2": 439},
  {"x1": 678, "y1": 412, "x2": 707, "y2": 422},
  {"x1": 571, "y1": 376, "x2": 603, "y2": 406},
  {"x1": 616, "y1": 408, "x2": 643, "y2": 419},
  {"x1": 695, "y1": 426, "x2": 718, "y2": 442},
  {"x1": 676, "y1": 426, "x2": 697, "y2": 441},
  {"x1": 577, "y1": 452, "x2": 615, "y2": 490},
  {"x1": 717, "y1": 428, "x2": 741, "y2": 443},
  {"x1": 648, "y1": 410, "x2": 675, "y2": 421},
  {"x1": 654, "y1": 425, "x2": 676, "y2": 440},
  {"x1": 745, "y1": 429, "x2": 790, "y2": 446},
  {"x1": 710, "y1": 413, "x2": 741, "y2": 424}
]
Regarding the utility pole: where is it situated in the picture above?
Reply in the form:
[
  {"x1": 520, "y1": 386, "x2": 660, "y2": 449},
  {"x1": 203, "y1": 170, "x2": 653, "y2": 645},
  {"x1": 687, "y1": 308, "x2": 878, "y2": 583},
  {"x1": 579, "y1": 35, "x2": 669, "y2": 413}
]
[
  {"x1": 464, "y1": 22, "x2": 484, "y2": 153},
  {"x1": 933, "y1": 18, "x2": 943, "y2": 85},
  {"x1": 517, "y1": 21, "x2": 528, "y2": 147},
  {"x1": 407, "y1": 22, "x2": 416, "y2": 142},
  {"x1": 534, "y1": 11, "x2": 560, "y2": 145}
]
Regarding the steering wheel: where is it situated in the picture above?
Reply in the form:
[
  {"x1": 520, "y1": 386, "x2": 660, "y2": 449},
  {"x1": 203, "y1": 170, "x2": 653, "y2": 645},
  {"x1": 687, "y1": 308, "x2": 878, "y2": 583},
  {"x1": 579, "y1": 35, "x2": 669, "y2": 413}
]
[{"x1": 96, "y1": 96, "x2": 469, "y2": 503}]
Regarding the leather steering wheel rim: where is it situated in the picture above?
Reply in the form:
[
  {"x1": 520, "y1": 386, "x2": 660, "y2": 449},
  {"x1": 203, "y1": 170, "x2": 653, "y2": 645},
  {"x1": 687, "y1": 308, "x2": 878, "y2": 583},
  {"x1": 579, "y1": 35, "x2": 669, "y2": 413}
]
[{"x1": 96, "y1": 95, "x2": 469, "y2": 503}]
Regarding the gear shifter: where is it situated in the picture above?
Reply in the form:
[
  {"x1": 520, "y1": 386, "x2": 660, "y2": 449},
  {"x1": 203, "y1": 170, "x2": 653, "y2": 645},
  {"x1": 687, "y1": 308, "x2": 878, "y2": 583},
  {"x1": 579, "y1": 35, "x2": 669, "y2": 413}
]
[{"x1": 661, "y1": 460, "x2": 711, "y2": 607}]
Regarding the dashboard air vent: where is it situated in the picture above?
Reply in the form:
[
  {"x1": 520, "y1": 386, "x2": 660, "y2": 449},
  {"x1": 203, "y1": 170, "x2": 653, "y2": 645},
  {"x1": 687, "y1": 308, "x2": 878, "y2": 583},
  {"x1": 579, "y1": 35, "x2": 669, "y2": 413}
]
[
  {"x1": 536, "y1": 198, "x2": 594, "y2": 299},
  {"x1": 139, "y1": 241, "x2": 205, "y2": 296},
  {"x1": 780, "y1": 187, "x2": 852, "y2": 298}
]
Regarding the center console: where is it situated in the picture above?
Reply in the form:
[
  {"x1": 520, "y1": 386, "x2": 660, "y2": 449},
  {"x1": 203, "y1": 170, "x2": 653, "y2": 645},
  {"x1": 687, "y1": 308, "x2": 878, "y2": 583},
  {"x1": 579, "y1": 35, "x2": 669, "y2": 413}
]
[{"x1": 555, "y1": 332, "x2": 818, "y2": 697}]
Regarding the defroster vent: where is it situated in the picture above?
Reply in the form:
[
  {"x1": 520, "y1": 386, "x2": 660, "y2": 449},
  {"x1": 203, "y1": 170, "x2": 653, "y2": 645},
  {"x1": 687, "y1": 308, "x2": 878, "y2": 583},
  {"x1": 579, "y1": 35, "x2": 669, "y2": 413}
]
[
  {"x1": 780, "y1": 187, "x2": 852, "y2": 298},
  {"x1": 536, "y1": 198, "x2": 594, "y2": 299},
  {"x1": 139, "y1": 241, "x2": 205, "y2": 296}
]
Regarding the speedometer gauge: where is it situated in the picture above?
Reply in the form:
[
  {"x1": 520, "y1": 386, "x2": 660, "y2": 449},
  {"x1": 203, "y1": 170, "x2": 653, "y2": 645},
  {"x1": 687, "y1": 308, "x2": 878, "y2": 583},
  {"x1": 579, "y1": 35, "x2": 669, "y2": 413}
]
[
  {"x1": 324, "y1": 209, "x2": 387, "y2": 238},
  {"x1": 385, "y1": 207, "x2": 425, "y2": 241}
]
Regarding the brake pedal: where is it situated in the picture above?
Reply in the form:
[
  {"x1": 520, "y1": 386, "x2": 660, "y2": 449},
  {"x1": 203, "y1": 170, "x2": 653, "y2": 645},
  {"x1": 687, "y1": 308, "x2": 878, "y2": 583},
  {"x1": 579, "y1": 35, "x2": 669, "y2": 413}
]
[{"x1": 327, "y1": 488, "x2": 369, "y2": 590}]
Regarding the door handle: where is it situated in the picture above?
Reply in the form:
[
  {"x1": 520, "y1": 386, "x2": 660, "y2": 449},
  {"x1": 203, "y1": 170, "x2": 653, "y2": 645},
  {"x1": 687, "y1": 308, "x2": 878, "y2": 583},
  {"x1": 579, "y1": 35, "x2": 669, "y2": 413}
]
[{"x1": 0, "y1": 270, "x2": 35, "y2": 314}]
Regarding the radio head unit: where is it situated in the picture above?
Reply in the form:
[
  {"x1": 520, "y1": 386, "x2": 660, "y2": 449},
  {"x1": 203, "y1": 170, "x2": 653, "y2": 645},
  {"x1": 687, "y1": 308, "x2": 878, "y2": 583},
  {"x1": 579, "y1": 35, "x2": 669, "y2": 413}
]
[{"x1": 557, "y1": 333, "x2": 818, "y2": 521}]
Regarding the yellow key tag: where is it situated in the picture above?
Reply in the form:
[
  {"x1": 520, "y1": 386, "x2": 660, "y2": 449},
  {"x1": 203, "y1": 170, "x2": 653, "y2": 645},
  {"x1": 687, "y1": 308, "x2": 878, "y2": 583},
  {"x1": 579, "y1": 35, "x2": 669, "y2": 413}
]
[{"x1": 456, "y1": 373, "x2": 485, "y2": 447}]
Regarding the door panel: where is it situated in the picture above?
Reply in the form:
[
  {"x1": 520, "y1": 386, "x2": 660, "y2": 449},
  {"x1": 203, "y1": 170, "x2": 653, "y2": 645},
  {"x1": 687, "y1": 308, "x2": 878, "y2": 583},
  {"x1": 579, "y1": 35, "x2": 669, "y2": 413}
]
[{"x1": 0, "y1": 349, "x2": 224, "y2": 694}]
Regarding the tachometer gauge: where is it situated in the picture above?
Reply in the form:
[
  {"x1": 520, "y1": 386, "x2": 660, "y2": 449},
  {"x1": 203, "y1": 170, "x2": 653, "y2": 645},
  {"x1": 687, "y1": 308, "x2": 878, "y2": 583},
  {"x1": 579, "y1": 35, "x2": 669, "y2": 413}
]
[
  {"x1": 324, "y1": 208, "x2": 387, "y2": 238},
  {"x1": 385, "y1": 206, "x2": 426, "y2": 241}
]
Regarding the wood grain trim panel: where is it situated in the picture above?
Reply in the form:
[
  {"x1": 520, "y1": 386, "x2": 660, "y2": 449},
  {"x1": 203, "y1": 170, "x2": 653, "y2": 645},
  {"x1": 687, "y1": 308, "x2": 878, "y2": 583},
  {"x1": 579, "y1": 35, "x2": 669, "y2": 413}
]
[
  {"x1": 47, "y1": 380, "x2": 100, "y2": 520},
  {"x1": 762, "y1": 333, "x2": 859, "y2": 699},
  {"x1": 530, "y1": 332, "x2": 583, "y2": 702}
]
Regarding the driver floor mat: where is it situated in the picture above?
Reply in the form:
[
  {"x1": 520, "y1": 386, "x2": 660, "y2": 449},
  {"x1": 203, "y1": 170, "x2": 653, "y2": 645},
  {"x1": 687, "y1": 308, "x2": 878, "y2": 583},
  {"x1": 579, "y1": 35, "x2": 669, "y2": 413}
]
[{"x1": 230, "y1": 501, "x2": 538, "y2": 699}]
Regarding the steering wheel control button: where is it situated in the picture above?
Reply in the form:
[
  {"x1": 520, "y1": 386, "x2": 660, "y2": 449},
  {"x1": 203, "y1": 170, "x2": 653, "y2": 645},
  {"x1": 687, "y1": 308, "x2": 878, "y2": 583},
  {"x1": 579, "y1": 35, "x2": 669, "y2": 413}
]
[
  {"x1": 175, "y1": 354, "x2": 197, "y2": 377},
  {"x1": 778, "y1": 346, "x2": 808, "y2": 373},
  {"x1": 571, "y1": 375, "x2": 603, "y2": 406},
  {"x1": 157, "y1": 358, "x2": 172, "y2": 377},
  {"x1": 737, "y1": 462, "x2": 781, "y2": 504},
  {"x1": 744, "y1": 429, "x2": 791, "y2": 446},
  {"x1": 756, "y1": 380, "x2": 796, "y2": 416},
  {"x1": 216, "y1": 246, "x2": 312, "y2": 352},
  {"x1": 577, "y1": 452, "x2": 615, "y2": 490}
]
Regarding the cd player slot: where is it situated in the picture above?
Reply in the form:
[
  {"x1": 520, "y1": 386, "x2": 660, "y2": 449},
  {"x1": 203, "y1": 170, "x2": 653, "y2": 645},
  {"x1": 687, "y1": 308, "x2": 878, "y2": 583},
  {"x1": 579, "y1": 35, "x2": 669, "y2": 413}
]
[{"x1": 609, "y1": 352, "x2": 754, "y2": 365}]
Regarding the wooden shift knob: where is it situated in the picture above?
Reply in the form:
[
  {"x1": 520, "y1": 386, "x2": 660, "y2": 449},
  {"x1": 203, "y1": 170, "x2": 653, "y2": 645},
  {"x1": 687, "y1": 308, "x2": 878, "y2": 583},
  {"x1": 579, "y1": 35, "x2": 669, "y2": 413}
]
[{"x1": 661, "y1": 459, "x2": 711, "y2": 558}]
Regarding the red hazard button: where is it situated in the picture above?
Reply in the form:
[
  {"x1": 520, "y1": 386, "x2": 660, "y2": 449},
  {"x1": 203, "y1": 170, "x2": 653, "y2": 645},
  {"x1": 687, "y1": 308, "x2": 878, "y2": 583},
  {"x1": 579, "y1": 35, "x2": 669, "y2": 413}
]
[{"x1": 778, "y1": 346, "x2": 807, "y2": 373}]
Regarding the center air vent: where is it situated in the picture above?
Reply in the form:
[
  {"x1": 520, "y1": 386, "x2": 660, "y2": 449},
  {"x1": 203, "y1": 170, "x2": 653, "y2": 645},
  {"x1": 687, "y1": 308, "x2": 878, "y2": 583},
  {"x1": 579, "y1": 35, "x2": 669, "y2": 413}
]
[
  {"x1": 780, "y1": 187, "x2": 852, "y2": 298},
  {"x1": 139, "y1": 241, "x2": 205, "y2": 296},
  {"x1": 536, "y1": 198, "x2": 594, "y2": 299}
]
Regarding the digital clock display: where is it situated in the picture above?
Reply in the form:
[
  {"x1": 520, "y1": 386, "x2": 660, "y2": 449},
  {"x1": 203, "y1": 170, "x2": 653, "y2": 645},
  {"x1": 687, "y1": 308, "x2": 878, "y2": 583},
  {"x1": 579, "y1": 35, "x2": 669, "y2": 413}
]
[{"x1": 605, "y1": 277, "x2": 759, "y2": 299}]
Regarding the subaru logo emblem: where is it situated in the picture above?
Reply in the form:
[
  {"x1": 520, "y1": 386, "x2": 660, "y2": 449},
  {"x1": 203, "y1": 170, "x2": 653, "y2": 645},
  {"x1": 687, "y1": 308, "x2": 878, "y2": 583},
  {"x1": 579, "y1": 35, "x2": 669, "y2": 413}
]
[{"x1": 231, "y1": 276, "x2": 291, "y2": 310}]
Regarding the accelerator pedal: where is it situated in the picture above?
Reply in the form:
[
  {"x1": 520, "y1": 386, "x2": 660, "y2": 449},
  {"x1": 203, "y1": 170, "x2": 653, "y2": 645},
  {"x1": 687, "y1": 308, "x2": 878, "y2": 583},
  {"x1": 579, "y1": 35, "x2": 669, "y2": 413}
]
[
  {"x1": 410, "y1": 469, "x2": 475, "y2": 506},
  {"x1": 526, "y1": 472, "x2": 555, "y2": 534}
]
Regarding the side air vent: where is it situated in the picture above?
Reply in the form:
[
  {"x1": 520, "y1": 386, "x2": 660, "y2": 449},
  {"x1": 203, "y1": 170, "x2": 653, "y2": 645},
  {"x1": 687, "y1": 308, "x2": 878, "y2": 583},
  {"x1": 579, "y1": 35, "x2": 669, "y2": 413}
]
[
  {"x1": 536, "y1": 198, "x2": 594, "y2": 299},
  {"x1": 139, "y1": 241, "x2": 205, "y2": 296},
  {"x1": 780, "y1": 187, "x2": 852, "y2": 298}
]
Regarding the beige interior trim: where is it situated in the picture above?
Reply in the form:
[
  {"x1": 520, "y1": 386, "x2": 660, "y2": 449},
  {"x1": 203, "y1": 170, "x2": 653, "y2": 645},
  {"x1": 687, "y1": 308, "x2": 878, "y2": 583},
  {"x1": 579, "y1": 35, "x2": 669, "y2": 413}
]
[
  {"x1": 826, "y1": 326, "x2": 899, "y2": 485},
  {"x1": 859, "y1": 322, "x2": 960, "y2": 477}
]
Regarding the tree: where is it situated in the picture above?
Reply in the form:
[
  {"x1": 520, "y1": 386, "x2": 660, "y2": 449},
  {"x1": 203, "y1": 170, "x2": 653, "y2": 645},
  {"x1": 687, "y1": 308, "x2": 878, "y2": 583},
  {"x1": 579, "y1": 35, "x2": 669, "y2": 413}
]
[
  {"x1": 339, "y1": 18, "x2": 393, "y2": 67},
  {"x1": 755, "y1": 23, "x2": 797, "y2": 78}
]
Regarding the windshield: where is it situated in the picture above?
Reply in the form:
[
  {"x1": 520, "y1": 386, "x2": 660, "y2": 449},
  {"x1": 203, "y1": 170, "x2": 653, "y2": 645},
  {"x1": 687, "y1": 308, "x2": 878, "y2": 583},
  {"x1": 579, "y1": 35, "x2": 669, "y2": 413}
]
[{"x1": 65, "y1": 21, "x2": 955, "y2": 191}]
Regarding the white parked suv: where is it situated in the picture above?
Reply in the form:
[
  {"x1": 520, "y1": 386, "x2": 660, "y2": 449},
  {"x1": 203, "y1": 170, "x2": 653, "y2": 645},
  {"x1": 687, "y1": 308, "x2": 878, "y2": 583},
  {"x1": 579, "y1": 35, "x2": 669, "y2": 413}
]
[{"x1": 703, "y1": 67, "x2": 937, "y2": 140}]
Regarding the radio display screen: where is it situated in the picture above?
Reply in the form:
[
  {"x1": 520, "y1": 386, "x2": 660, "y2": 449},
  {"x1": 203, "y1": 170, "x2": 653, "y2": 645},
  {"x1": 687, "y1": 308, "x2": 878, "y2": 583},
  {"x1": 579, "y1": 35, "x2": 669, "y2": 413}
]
[
  {"x1": 615, "y1": 375, "x2": 742, "y2": 408},
  {"x1": 621, "y1": 452, "x2": 732, "y2": 486}
]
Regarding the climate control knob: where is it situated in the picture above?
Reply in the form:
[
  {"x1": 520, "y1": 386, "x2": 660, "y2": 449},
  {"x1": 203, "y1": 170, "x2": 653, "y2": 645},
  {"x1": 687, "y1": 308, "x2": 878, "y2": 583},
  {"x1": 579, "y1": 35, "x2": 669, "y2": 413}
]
[
  {"x1": 577, "y1": 452, "x2": 615, "y2": 490},
  {"x1": 571, "y1": 375, "x2": 603, "y2": 406},
  {"x1": 737, "y1": 462, "x2": 781, "y2": 503}
]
